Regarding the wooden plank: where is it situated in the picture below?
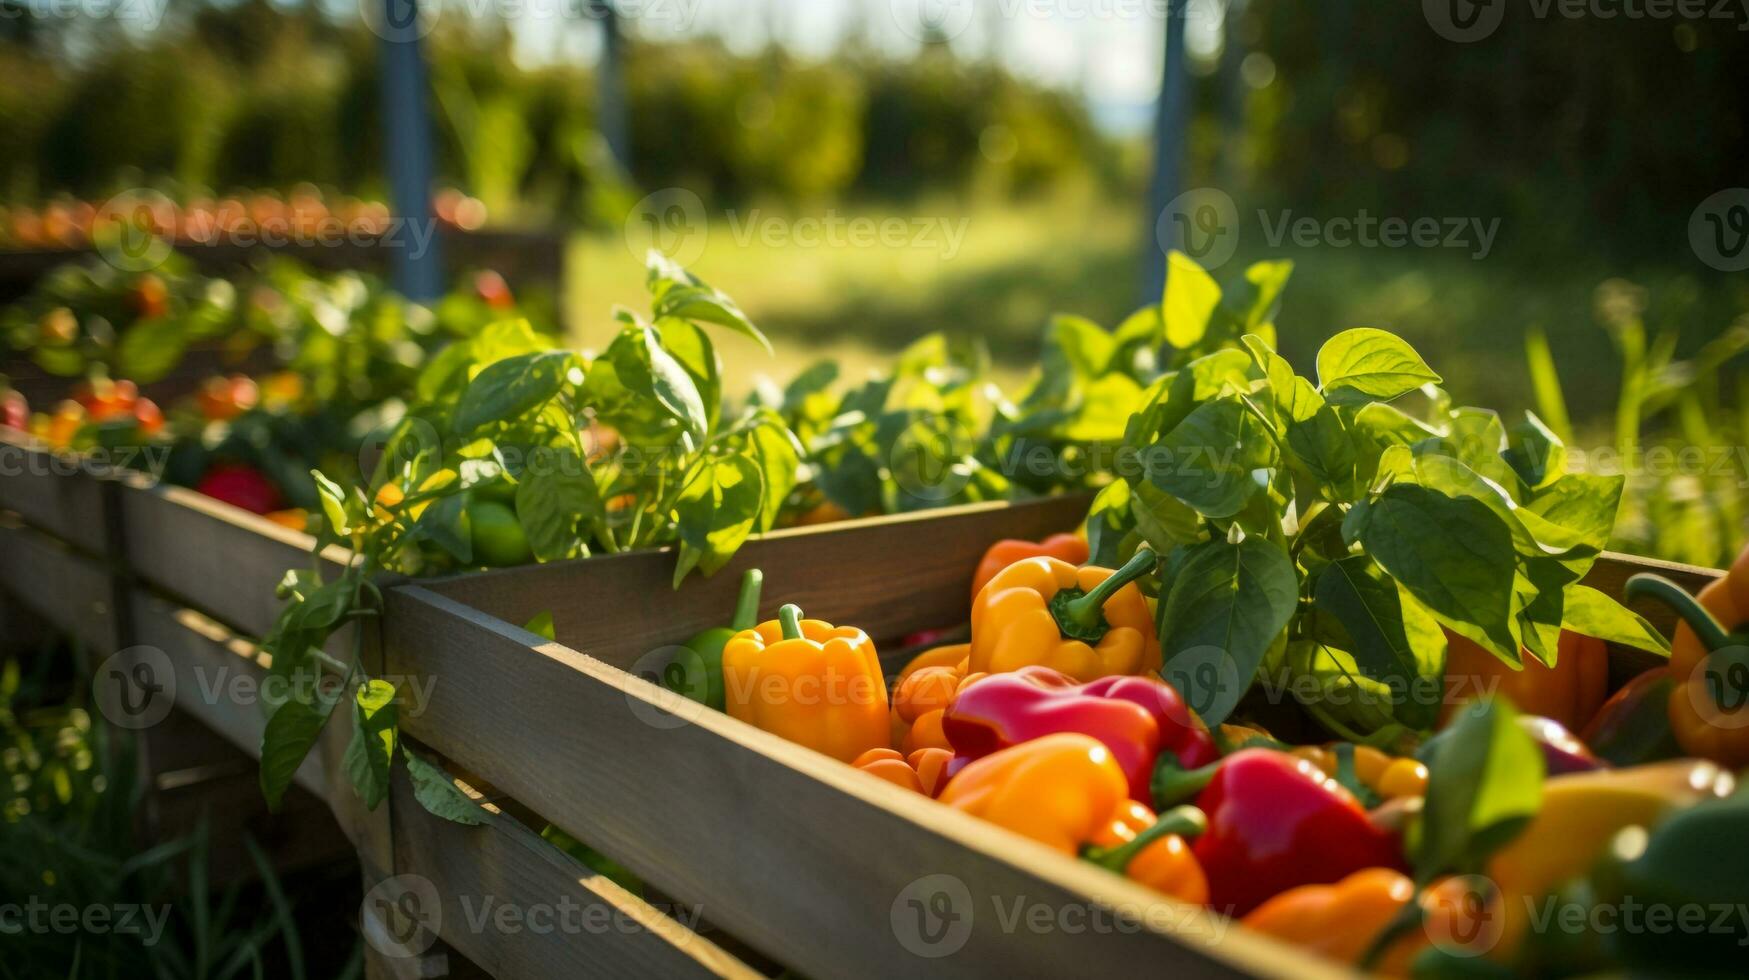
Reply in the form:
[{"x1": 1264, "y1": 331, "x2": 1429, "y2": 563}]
[
  {"x1": 0, "y1": 429, "x2": 110, "y2": 553},
  {"x1": 384, "y1": 585, "x2": 1323, "y2": 980},
  {"x1": 0, "y1": 518, "x2": 118, "y2": 651},
  {"x1": 127, "y1": 592, "x2": 326, "y2": 797},
  {"x1": 386, "y1": 753, "x2": 760, "y2": 980},
  {"x1": 117, "y1": 479, "x2": 351, "y2": 641},
  {"x1": 425, "y1": 495, "x2": 1092, "y2": 672}
]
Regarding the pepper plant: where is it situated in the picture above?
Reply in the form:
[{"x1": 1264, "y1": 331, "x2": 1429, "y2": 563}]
[
  {"x1": 257, "y1": 252, "x2": 804, "y2": 817},
  {"x1": 1087, "y1": 255, "x2": 1671, "y2": 742}
]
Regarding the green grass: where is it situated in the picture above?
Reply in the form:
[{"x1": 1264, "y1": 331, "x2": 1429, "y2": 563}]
[{"x1": 565, "y1": 193, "x2": 1749, "y2": 429}]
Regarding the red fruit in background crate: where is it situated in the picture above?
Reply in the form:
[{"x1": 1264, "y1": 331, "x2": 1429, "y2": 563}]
[
  {"x1": 474, "y1": 270, "x2": 515, "y2": 310},
  {"x1": 196, "y1": 464, "x2": 284, "y2": 515},
  {"x1": 1, "y1": 389, "x2": 27, "y2": 431}
]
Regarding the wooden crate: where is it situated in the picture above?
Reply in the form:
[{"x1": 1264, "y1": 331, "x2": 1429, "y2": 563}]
[{"x1": 0, "y1": 427, "x2": 1727, "y2": 979}]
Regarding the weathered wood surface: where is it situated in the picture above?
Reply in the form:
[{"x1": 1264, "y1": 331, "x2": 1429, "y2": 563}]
[
  {"x1": 386, "y1": 754, "x2": 760, "y2": 980},
  {"x1": 426, "y1": 495, "x2": 1093, "y2": 672}
]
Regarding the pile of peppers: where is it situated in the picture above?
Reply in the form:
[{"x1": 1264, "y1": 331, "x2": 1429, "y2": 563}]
[{"x1": 660, "y1": 534, "x2": 1749, "y2": 977}]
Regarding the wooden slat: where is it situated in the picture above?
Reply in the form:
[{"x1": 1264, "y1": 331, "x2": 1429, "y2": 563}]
[
  {"x1": 0, "y1": 518, "x2": 119, "y2": 651},
  {"x1": 1584, "y1": 550, "x2": 1722, "y2": 635},
  {"x1": 0, "y1": 428, "x2": 110, "y2": 553},
  {"x1": 127, "y1": 592, "x2": 326, "y2": 797},
  {"x1": 387, "y1": 755, "x2": 760, "y2": 980},
  {"x1": 117, "y1": 479, "x2": 351, "y2": 640},
  {"x1": 425, "y1": 495, "x2": 1092, "y2": 672},
  {"x1": 385, "y1": 586, "x2": 1325, "y2": 980}
]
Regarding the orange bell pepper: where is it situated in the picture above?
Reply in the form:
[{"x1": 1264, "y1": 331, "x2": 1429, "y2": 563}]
[
  {"x1": 1624, "y1": 548, "x2": 1749, "y2": 766},
  {"x1": 1241, "y1": 869, "x2": 1489, "y2": 976},
  {"x1": 938, "y1": 733, "x2": 1208, "y2": 902},
  {"x1": 723, "y1": 604, "x2": 890, "y2": 762},
  {"x1": 891, "y1": 656, "x2": 986, "y2": 753},
  {"x1": 896, "y1": 642, "x2": 971, "y2": 683},
  {"x1": 969, "y1": 549, "x2": 1160, "y2": 682},
  {"x1": 852, "y1": 747, "x2": 953, "y2": 797},
  {"x1": 1439, "y1": 628, "x2": 1610, "y2": 732},
  {"x1": 970, "y1": 533, "x2": 1089, "y2": 601}
]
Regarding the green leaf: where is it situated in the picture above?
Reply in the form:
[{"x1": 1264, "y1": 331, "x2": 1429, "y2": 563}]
[
  {"x1": 342, "y1": 680, "x2": 398, "y2": 812},
  {"x1": 1350, "y1": 484, "x2": 1522, "y2": 661},
  {"x1": 404, "y1": 749, "x2": 487, "y2": 826},
  {"x1": 656, "y1": 316, "x2": 722, "y2": 432},
  {"x1": 1414, "y1": 699, "x2": 1544, "y2": 881},
  {"x1": 1159, "y1": 536, "x2": 1299, "y2": 726},
  {"x1": 672, "y1": 456, "x2": 764, "y2": 586},
  {"x1": 1237, "y1": 259, "x2": 1295, "y2": 329},
  {"x1": 1129, "y1": 480, "x2": 1204, "y2": 554},
  {"x1": 1503, "y1": 412, "x2": 1567, "y2": 490},
  {"x1": 454, "y1": 351, "x2": 575, "y2": 434},
  {"x1": 260, "y1": 696, "x2": 336, "y2": 811},
  {"x1": 523, "y1": 611, "x2": 556, "y2": 642},
  {"x1": 117, "y1": 316, "x2": 189, "y2": 383},
  {"x1": 284, "y1": 578, "x2": 352, "y2": 633},
  {"x1": 1524, "y1": 472, "x2": 1623, "y2": 556},
  {"x1": 419, "y1": 492, "x2": 473, "y2": 564},
  {"x1": 1561, "y1": 585, "x2": 1671, "y2": 656},
  {"x1": 646, "y1": 250, "x2": 772, "y2": 353},
  {"x1": 1051, "y1": 314, "x2": 1116, "y2": 378},
  {"x1": 516, "y1": 449, "x2": 602, "y2": 562},
  {"x1": 1148, "y1": 396, "x2": 1277, "y2": 519},
  {"x1": 1313, "y1": 557, "x2": 1447, "y2": 730},
  {"x1": 1317, "y1": 328, "x2": 1442, "y2": 402},
  {"x1": 1084, "y1": 480, "x2": 1137, "y2": 569},
  {"x1": 312, "y1": 470, "x2": 350, "y2": 537},
  {"x1": 615, "y1": 326, "x2": 708, "y2": 445},
  {"x1": 1163, "y1": 251, "x2": 1223, "y2": 350},
  {"x1": 744, "y1": 414, "x2": 802, "y2": 532}
]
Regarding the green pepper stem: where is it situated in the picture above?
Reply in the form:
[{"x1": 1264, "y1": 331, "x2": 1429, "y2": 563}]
[
  {"x1": 1082, "y1": 805, "x2": 1206, "y2": 873},
  {"x1": 1625, "y1": 573, "x2": 1734, "y2": 651},
  {"x1": 1151, "y1": 758, "x2": 1220, "y2": 810},
  {"x1": 1060, "y1": 548, "x2": 1157, "y2": 632},
  {"x1": 732, "y1": 570, "x2": 764, "y2": 631},
  {"x1": 778, "y1": 603, "x2": 804, "y2": 641}
]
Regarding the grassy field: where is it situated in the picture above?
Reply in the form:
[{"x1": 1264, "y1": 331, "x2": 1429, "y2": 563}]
[{"x1": 565, "y1": 193, "x2": 1749, "y2": 430}]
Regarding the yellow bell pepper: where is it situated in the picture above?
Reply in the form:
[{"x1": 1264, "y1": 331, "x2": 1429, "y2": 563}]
[
  {"x1": 723, "y1": 604, "x2": 890, "y2": 763},
  {"x1": 969, "y1": 549, "x2": 1160, "y2": 682}
]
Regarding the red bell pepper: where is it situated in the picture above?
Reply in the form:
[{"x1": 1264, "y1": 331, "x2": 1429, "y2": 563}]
[
  {"x1": 1160, "y1": 749, "x2": 1406, "y2": 917},
  {"x1": 941, "y1": 665, "x2": 1217, "y2": 802}
]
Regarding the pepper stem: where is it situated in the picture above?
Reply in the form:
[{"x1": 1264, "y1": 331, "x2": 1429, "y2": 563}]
[
  {"x1": 1081, "y1": 805, "x2": 1206, "y2": 873},
  {"x1": 778, "y1": 603, "x2": 805, "y2": 641},
  {"x1": 1151, "y1": 757, "x2": 1220, "y2": 810},
  {"x1": 1053, "y1": 548, "x2": 1157, "y2": 642},
  {"x1": 1624, "y1": 573, "x2": 1734, "y2": 651},
  {"x1": 731, "y1": 570, "x2": 764, "y2": 631}
]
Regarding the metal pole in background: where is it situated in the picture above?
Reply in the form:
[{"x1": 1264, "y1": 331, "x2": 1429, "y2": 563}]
[
  {"x1": 592, "y1": 0, "x2": 631, "y2": 173},
  {"x1": 1140, "y1": 0, "x2": 1191, "y2": 304},
  {"x1": 378, "y1": 0, "x2": 445, "y2": 301}
]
